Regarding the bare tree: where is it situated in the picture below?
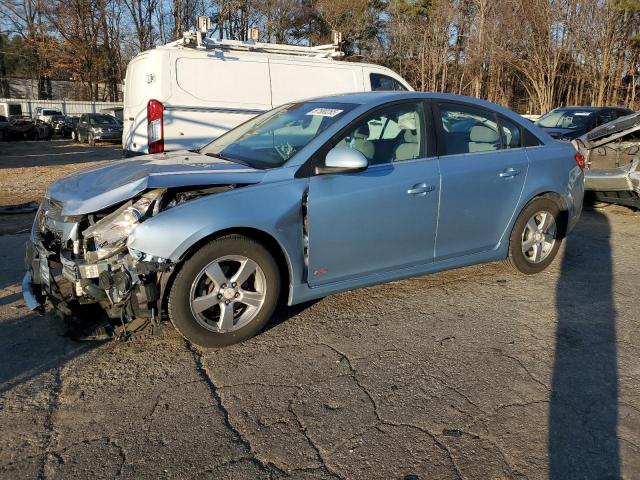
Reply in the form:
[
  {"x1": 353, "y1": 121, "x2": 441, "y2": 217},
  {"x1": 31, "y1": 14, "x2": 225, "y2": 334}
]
[{"x1": 123, "y1": 0, "x2": 158, "y2": 51}]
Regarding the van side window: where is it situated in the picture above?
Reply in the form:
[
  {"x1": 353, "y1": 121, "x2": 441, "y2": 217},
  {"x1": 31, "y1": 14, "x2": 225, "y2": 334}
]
[{"x1": 370, "y1": 74, "x2": 407, "y2": 92}]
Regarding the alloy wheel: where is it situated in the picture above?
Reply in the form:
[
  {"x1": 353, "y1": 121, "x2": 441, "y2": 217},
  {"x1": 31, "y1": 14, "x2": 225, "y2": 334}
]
[
  {"x1": 189, "y1": 255, "x2": 267, "y2": 333},
  {"x1": 521, "y1": 210, "x2": 557, "y2": 264}
]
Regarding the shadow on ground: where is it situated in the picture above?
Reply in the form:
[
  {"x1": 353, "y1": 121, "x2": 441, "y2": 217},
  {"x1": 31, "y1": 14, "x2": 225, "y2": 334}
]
[
  {"x1": 550, "y1": 208, "x2": 620, "y2": 478},
  {"x1": 0, "y1": 309, "x2": 98, "y2": 394},
  {"x1": 0, "y1": 140, "x2": 121, "y2": 169}
]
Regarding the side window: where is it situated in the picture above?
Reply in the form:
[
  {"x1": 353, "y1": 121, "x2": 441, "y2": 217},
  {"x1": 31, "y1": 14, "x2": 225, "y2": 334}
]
[
  {"x1": 499, "y1": 116, "x2": 522, "y2": 149},
  {"x1": 523, "y1": 129, "x2": 543, "y2": 147},
  {"x1": 597, "y1": 110, "x2": 615, "y2": 126},
  {"x1": 370, "y1": 73, "x2": 408, "y2": 92},
  {"x1": 334, "y1": 102, "x2": 425, "y2": 165},
  {"x1": 615, "y1": 109, "x2": 633, "y2": 119},
  {"x1": 438, "y1": 103, "x2": 500, "y2": 155}
]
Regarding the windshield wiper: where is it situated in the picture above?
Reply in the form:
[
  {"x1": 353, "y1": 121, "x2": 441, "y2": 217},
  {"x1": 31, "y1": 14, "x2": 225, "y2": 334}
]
[{"x1": 204, "y1": 152, "x2": 252, "y2": 168}]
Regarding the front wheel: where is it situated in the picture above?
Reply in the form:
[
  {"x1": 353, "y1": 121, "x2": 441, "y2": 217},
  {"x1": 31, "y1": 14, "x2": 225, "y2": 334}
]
[
  {"x1": 506, "y1": 197, "x2": 564, "y2": 274},
  {"x1": 88, "y1": 133, "x2": 95, "y2": 146},
  {"x1": 168, "y1": 235, "x2": 281, "y2": 348}
]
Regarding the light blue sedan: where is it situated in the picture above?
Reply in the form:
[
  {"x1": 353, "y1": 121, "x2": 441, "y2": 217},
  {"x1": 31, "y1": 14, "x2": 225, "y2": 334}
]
[{"x1": 23, "y1": 92, "x2": 584, "y2": 347}]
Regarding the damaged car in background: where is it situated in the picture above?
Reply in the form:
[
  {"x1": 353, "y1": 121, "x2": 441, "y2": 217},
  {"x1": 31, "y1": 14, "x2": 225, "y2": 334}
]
[
  {"x1": 573, "y1": 111, "x2": 640, "y2": 209},
  {"x1": 23, "y1": 92, "x2": 584, "y2": 348}
]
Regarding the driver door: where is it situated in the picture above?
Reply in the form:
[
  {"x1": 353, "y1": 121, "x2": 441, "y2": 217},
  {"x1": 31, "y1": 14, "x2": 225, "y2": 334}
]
[{"x1": 306, "y1": 101, "x2": 440, "y2": 287}]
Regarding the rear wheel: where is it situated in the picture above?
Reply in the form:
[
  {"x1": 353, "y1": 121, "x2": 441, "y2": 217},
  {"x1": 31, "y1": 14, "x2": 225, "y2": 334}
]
[
  {"x1": 506, "y1": 197, "x2": 564, "y2": 274},
  {"x1": 168, "y1": 235, "x2": 280, "y2": 348}
]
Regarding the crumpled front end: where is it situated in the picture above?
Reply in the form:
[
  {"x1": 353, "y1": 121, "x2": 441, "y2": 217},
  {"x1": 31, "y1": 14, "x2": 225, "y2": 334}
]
[{"x1": 22, "y1": 192, "x2": 172, "y2": 338}]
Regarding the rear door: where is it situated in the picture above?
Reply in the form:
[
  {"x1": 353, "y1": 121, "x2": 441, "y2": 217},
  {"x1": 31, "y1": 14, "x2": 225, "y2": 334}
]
[{"x1": 433, "y1": 102, "x2": 529, "y2": 260}]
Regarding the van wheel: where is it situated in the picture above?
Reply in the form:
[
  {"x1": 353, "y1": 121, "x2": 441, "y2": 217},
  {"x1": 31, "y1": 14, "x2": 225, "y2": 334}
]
[
  {"x1": 505, "y1": 197, "x2": 564, "y2": 274},
  {"x1": 168, "y1": 235, "x2": 280, "y2": 348}
]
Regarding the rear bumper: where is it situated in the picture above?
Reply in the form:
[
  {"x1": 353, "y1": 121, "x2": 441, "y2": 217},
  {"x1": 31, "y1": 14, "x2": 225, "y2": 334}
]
[
  {"x1": 94, "y1": 133, "x2": 122, "y2": 141},
  {"x1": 584, "y1": 161, "x2": 639, "y2": 193}
]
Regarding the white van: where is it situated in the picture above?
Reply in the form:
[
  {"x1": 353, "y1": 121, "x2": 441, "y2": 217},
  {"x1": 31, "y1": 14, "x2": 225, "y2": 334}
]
[{"x1": 123, "y1": 34, "x2": 412, "y2": 156}]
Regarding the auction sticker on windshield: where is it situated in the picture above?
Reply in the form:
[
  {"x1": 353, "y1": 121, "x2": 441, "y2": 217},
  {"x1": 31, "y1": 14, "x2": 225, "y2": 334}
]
[{"x1": 306, "y1": 108, "x2": 344, "y2": 117}]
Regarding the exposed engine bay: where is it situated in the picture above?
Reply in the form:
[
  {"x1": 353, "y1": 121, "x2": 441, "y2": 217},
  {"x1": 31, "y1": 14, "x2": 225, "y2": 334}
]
[{"x1": 24, "y1": 185, "x2": 236, "y2": 340}]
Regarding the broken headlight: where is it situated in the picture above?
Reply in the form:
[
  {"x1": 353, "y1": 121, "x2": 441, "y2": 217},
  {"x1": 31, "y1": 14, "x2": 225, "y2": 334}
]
[{"x1": 83, "y1": 189, "x2": 164, "y2": 261}]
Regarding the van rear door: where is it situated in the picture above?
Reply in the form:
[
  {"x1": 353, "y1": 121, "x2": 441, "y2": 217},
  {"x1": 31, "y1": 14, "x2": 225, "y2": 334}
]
[
  {"x1": 269, "y1": 60, "x2": 363, "y2": 106},
  {"x1": 123, "y1": 53, "x2": 152, "y2": 153}
]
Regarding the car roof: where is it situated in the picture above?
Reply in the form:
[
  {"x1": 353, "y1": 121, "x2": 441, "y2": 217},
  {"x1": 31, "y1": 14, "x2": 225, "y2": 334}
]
[
  {"x1": 307, "y1": 91, "x2": 478, "y2": 105},
  {"x1": 305, "y1": 91, "x2": 532, "y2": 125},
  {"x1": 552, "y1": 106, "x2": 600, "y2": 111}
]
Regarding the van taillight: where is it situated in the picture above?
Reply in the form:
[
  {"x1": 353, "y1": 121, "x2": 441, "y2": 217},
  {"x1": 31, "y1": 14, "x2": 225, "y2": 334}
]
[
  {"x1": 147, "y1": 99, "x2": 164, "y2": 154},
  {"x1": 574, "y1": 152, "x2": 586, "y2": 171}
]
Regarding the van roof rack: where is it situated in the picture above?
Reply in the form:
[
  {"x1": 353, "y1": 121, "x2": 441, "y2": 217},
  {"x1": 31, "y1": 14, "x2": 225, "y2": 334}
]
[{"x1": 165, "y1": 31, "x2": 344, "y2": 59}]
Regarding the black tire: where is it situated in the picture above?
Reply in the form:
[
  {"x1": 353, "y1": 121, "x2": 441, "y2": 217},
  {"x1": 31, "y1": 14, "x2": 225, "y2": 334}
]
[
  {"x1": 88, "y1": 133, "x2": 95, "y2": 146},
  {"x1": 505, "y1": 197, "x2": 565, "y2": 274},
  {"x1": 168, "y1": 235, "x2": 281, "y2": 348}
]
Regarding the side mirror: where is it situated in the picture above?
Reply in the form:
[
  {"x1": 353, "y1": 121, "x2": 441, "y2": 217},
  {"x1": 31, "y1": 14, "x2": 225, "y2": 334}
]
[{"x1": 315, "y1": 146, "x2": 368, "y2": 175}]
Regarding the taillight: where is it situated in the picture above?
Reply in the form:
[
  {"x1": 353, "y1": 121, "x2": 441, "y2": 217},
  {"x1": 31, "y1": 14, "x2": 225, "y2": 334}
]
[
  {"x1": 574, "y1": 152, "x2": 586, "y2": 171},
  {"x1": 147, "y1": 99, "x2": 164, "y2": 154}
]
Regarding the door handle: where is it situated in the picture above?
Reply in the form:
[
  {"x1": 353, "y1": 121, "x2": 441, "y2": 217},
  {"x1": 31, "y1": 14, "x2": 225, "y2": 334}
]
[
  {"x1": 407, "y1": 183, "x2": 435, "y2": 195},
  {"x1": 499, "y1": 167, "x2": 521, "y2": 178}
]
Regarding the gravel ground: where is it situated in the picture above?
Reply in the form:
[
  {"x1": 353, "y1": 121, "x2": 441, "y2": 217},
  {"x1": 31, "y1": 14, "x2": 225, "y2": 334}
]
[
  {"x1": 0, "y1": 139, "x2": 120, "y2": 206},
  {"x1": 0, "y1": 141, "x2": 639, "y2": 479}
]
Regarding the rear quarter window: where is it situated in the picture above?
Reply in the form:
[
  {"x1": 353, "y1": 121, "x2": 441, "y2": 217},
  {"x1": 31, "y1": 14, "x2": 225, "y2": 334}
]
[{"x1": 523, "y1": 129, "x2": 543, "y2": 147}]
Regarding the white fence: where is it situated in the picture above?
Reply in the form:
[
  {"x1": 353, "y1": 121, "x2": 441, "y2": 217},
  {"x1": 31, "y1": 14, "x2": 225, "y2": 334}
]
[{"x1": 0, "y1": 98, "x2": 123, "y2": 117}]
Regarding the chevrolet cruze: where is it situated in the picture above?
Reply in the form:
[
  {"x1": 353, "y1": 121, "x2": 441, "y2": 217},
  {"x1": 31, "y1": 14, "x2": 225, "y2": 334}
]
[{"x1": 23, "y1": 92, "x2": 584, "y2": 347}]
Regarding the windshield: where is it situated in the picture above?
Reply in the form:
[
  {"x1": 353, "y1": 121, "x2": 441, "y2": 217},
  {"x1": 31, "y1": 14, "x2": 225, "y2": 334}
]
[
  {"x1": 200, "y1": 102, "x2": 356, "y2": 169},
  {"x1": 536, "y1": 109, "x2": 594, "y2": 129},
  {"x1": 89, "y1": 115, "x2": 119, "y2": 126}
]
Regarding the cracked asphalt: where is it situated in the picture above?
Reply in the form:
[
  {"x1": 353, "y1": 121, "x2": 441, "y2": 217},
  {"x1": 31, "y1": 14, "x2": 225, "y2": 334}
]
[{"x1": 1, "y1": 141, "x2": 640, "y2": 479}]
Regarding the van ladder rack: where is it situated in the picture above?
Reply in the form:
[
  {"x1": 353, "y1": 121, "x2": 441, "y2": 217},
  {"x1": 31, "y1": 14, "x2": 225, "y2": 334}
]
[{"x1": 166, "y1": 31, "x2": 344, "y2": 59}]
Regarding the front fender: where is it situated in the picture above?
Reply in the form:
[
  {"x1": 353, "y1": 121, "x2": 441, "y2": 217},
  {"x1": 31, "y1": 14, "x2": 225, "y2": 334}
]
[{"x1": 128, "y1": 179, "x2": 308, "y2": 287}]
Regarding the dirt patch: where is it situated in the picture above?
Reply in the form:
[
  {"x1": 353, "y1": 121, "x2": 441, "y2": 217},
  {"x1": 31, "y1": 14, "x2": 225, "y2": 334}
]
[{"x1": 0, "y1": 140, "x2": 120, "y2": 206}]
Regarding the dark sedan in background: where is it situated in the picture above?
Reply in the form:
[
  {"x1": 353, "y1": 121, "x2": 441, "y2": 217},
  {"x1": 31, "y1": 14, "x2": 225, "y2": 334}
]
[
  {"x1": 75, "y1": 113, "x2": 123, "y2": 145},
  {"x1": 535, "y1": 106, "x2": 634, "y2": 140}
]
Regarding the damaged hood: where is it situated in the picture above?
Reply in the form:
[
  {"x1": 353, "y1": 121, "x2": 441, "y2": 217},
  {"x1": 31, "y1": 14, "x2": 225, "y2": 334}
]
[{"x1": 47, "y1": 150, "x2": 266, "y2": 216}]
